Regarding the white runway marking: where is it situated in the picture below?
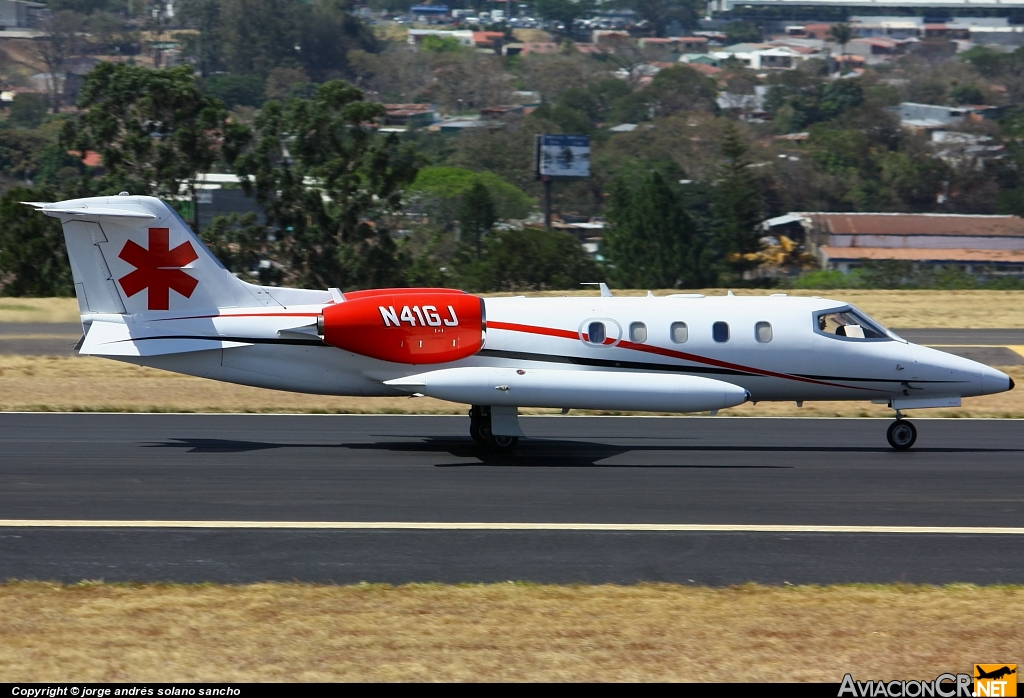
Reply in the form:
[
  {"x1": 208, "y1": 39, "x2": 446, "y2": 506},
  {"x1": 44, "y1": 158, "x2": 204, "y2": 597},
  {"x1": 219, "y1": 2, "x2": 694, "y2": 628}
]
[{"x1": 1, "y1": 520, "x2": 1023, "y2": 534}]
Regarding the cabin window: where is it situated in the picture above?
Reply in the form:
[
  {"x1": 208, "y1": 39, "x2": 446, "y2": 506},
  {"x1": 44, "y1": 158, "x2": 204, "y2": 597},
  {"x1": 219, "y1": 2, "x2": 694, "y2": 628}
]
[
  {"x1": 713, "y1": 322, "x2": 730, "y2": 343},
  {"x1": 587, "y1": 321, "x2": 606, "y2": 345},
  {"x1": 670, "y1": 322, "x2": 688, "y2": 344},
  {"x1": 629, "y1": 322, "x2": 647, "y2": 343},
  {"x1": 755, "y1": 321, "x2": 773, "y2": 343},
  {"x1": 816, "y1": 309, "x2": 889, "y2": 340}
]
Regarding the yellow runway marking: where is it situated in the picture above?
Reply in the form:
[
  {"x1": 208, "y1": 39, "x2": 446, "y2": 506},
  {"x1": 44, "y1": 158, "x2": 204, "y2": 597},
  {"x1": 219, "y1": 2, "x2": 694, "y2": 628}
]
[
  {"x1": 0, "y1": 520, "x2": 1022, "y2": 534},
  {"x1": 1008, "y1": 345, "x2": 1024, "y2": 358}
]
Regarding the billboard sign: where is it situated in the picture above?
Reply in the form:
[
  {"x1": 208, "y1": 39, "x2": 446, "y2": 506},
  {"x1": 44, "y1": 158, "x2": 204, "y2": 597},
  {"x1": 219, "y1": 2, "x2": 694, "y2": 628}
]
[{"x1": 535, "y1": 134, "x2": 590, "y2": 178}]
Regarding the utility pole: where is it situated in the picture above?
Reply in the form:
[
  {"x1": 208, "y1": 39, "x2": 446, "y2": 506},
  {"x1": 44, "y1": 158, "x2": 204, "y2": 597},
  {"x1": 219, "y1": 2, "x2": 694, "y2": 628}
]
[{"x1": 542, "y1": 177, "x2": 552, "y2": 230}]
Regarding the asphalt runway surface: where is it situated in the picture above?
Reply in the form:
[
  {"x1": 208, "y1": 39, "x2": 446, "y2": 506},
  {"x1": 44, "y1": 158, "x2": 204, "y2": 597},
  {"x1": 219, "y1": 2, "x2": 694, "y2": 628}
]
[
  {"x1": 2, "y1": 324, "x2": 1023, "y2": 364},
  {"x1": 1, "y1": 414, "x2": 1023, "y2": 585}
]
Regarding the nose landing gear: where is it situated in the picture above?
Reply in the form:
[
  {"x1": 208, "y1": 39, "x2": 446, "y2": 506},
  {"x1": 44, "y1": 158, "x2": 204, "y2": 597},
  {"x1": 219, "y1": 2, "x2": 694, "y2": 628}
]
[
  {"x1": 886, "y1": 412, "x2": 917, "y2": 450},
  {"x1": 469, "y1": 405, "x2": 519, "y2": 452}
]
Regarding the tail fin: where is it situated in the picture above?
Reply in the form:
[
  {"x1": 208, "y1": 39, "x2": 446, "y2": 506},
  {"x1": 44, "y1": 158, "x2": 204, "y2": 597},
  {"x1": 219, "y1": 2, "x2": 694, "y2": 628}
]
[{"x1": 29, "y1": 195, "x2": 274, "y2": 316}]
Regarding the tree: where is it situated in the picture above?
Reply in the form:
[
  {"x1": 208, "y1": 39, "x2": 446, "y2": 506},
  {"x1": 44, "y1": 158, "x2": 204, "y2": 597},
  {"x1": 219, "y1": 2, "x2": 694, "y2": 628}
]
[
  {"x1": 603, "y1": 171, "x2": 707, "y2": 288},
  {"x1": 201, "y1": 212, "x2": 284, "y2": 285},
  {"x1": 233, "y1": 81, "x2": 420, "y2": 289},
  {"x1": 625, "y1": 0, "x2": 699, "y2": 37},
  {"x1": 409, "y1": 166, "x2": 534, "y2": 220},
  {"x1": 33, "y1": 10, "x2": 83, "y2": 113},
  {"x1": 0, "y1": 187, "x2": 74, "y2": 296},
  {"x1": 827, "y1": 23, "x2": 853, "y2": 75},
  {"x1": 203, "y1": 73, "x2": 265, "y2": 108},
  {"x1": 8, "y1": 93, "x2": 48, "y2": 128},
  {"x1": 221, "y1": 0, "x2": 301, "y2": 80},
  {"x1": 296, "y1": 0, "x2": 378, "y2": 83},
  {"x1": 177, "y1": 0, "x2": 224, "y2": 78},
  {"x1": 724, "y1": 20, "x2": 760, "y2": 44},
  {"x1": 62, "y1": 63, "x2": 249, "y2": 231},
  {"x1": 459, "y1": 181, "x2": 496, "y2": 259},
  {"x1": 534, "y1": 0, "x2": 594, "y2": 32},
  {"x1": 454, "y1": 226, "x2": 599, "y2": 292},
  {"x1": 639, "y1": 65, "x2": 719, "y2": 117},
  {"x1": 711, "y1": 122, "x2": 763, "y2": 277}
]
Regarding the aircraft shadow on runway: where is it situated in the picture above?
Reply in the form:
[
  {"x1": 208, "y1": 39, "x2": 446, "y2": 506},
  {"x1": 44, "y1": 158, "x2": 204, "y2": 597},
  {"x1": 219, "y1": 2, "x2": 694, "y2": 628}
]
[{"x1": 144, "y1": 437, "x2": 1024, "y2": 468}]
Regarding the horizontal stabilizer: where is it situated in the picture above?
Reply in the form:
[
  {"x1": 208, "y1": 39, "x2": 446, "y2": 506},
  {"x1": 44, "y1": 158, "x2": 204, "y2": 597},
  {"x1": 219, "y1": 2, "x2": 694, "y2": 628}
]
[
  {"x1": 79, "y1": 320, "x2": 251, "y2": 357},
  {"x1": 23, "y1": 203, "x2": 158, "y2": 220},
  {"x1": 386, "y1": 367, "x2": 749, "y2": 413}
]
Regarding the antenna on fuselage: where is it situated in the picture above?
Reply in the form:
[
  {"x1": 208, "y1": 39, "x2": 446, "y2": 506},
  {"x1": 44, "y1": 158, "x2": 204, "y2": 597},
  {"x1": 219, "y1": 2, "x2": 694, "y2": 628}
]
[{"x1": 582, "y1": 282, "x2": 612, "y2": 297}]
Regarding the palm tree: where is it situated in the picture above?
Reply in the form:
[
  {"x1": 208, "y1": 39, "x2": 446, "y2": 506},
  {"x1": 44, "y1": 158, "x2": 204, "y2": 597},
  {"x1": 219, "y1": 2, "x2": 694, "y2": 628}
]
[{"x1": 827, "y1": 23, "x2": 853, "y2": 75}]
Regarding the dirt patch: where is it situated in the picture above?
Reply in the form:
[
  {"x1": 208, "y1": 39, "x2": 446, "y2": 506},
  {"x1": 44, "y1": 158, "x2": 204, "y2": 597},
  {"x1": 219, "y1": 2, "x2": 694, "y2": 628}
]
[
  {"x1": 0, "y1": 356, "x2": 1021, "y2": 416},
  {"x1": 0, "y1": 582, "x2": 1020, "y2": 682},
  {"x1": 3, "y1": 290, "x2": 1023, "y2": 327}
]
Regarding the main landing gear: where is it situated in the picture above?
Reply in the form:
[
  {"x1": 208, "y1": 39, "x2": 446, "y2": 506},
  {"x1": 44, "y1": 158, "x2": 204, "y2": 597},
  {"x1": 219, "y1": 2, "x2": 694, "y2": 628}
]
[
  {"x1": 886, "y1": 411, "x2": 917, "y2": 451},
  {"x1": 469, "y1": 405, "x2": 519, "y2": 453}
]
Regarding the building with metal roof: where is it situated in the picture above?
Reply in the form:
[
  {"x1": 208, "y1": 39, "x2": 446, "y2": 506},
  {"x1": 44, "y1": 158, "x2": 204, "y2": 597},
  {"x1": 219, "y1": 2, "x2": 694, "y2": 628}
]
[{"x1": 766, "y1": 212, "x2": 1024, "y2": 275}]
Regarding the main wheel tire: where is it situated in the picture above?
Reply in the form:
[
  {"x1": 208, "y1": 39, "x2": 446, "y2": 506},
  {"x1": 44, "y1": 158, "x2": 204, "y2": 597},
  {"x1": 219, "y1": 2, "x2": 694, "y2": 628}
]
[
  {"x1": 487, "y1": 434, "x2": 519, "y2": 452},
  {"x1": 887, "y1": 420, "x2": 917, "y2": 450},
  {"x1": 469, "y1": 420, "x2": 487, "y2": 446}
]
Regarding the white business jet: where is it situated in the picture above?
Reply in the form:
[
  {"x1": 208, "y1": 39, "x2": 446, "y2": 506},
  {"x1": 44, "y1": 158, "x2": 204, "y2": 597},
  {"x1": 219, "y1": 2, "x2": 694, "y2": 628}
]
[{"x1": 30, "y1": 194, "x2": 1014, "y2": 451}]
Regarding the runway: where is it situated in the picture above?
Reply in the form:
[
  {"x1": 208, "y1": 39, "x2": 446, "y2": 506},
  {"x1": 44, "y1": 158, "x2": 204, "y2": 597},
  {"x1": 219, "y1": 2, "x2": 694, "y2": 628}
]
[{"x1": 1, "y1": 413, "x2": 1022, "y2": 584}]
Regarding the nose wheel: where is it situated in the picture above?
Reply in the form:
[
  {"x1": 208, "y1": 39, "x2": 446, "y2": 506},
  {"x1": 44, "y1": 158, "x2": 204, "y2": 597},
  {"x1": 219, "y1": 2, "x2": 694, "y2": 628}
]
[
  {"x1": 469, "y1": 405, "x2": 519, "y2": 452},
  {"x1": 886, "y1": 418, "x2": 917, "y2": 450}
]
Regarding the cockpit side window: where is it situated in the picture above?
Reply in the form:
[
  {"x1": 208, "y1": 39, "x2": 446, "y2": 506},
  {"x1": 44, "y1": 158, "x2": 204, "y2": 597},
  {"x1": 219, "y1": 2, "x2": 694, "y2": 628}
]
[{"x1": 815, "y1": 308, "x2": 889, "y2": 340}]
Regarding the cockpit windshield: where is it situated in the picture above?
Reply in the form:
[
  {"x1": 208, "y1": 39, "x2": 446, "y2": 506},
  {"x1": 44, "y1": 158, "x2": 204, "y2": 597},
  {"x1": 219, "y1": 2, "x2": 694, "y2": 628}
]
[{"x1": 815, "y1": 307, "x2": 895, "y2": 340}]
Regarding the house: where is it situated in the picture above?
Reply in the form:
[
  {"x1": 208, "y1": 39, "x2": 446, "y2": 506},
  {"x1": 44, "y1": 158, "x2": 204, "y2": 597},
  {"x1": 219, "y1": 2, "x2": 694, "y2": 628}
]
[
  {"x1": 896, "y1": 102, "x2": 1004, "y2": 131},
  {"x1": 637, "y1": 36, "x2": 709, "y2": 53},
  {"x1": 472, "y1": 31, "x2": 505, "y2": 51},
  {"x1": 383, "y1": 104, "x2": 437, "y2": 129},
  {"x1": 849, "y1": 16, "x2": 923, "y2": 40},
  {"x1": 407, "y1": 29, "x2": 475, "y2": 47},
  {"x1": 845, "y1": 37, "x2": 909, "y2": 62},
  {"x1": 593, "y1": 30, "x2": 631, "y2": 45},
  {"x1": 680, "y1": 53, "x2": 721, "y2": 67},
  {"x1": 713, "y1": 45, "x2": 809, "y2": 70},
  {"x1": 0, "y1": 0, "x2": 44, "y2": 29},
  {"x1": 786, "y1": 212, "x2": 1024, "y2": 275},
  {"x1": 479, "y1": 105, "x2": 524, "y2": 118}
]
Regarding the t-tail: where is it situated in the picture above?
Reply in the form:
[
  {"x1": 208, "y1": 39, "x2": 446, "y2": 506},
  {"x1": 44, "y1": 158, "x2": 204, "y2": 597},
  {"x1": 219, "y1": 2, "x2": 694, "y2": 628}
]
[
  {"x1": 26, "y1": 194, "x2": 280, "y2": 317},
  {"x1": 26, "y1": 194, "x2": 329, "y2": 357}
]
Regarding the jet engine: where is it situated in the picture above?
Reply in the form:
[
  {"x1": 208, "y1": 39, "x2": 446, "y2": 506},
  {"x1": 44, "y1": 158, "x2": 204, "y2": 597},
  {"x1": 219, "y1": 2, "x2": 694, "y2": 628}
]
[{"x1": 321, "y1": 288, "x2": 485, "y2": 365}]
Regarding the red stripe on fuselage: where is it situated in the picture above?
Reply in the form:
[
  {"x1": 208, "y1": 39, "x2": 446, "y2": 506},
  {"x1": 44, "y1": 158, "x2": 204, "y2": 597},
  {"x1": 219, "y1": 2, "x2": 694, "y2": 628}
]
[{"x1": 486, "y1": 320, "x2": 875, "y2": 391}]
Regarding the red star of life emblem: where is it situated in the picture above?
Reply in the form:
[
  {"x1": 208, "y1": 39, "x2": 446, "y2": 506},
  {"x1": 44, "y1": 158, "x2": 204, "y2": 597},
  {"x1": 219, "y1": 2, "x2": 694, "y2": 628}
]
[{"x1": 117, "y1": 227, "x2": 199, "y2": 310}]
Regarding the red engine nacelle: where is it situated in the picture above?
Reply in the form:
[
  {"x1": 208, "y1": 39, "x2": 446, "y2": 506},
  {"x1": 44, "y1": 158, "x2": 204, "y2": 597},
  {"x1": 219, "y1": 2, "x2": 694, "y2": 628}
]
[{"x1": 321, "y1": 288, "x2": 485, "y2": 365}]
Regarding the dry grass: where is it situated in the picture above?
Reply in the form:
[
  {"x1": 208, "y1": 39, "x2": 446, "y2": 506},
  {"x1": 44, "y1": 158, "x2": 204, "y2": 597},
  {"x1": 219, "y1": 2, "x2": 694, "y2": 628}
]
[
  {"x1": 0, "y1": 355, "x2": 1021, "y2": 417},
  {"x1": 0, "y1": 582, "x2": 1020, "y2": 682},
  {"x1": 0, "y1": 297, "x2": 80, "y2": 324},
  {"x1": 2, "y1": 290, "x2": 1024, "y2": 327}
]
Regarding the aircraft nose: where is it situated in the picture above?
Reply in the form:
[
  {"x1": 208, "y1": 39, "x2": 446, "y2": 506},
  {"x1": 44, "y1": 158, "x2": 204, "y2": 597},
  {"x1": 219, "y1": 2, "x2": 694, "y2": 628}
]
[{"x1": 980, "y1": 366, "x2": 1013, "y2": 396}]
